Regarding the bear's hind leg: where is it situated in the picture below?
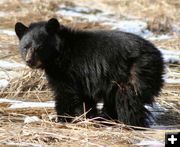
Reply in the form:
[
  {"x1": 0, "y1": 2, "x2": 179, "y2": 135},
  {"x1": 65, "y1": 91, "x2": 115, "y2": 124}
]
[{"x1": 112, "y1": 82, "x2": 149, "y2": 127}]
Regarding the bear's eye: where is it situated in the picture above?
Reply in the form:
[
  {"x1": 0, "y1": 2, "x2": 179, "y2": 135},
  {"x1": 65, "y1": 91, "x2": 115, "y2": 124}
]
[
  {"x1": 23, "y1": 43, "x2": 32, "y2": 51},
  {"x1": 22, "y1": 47, "x2": 28, "y2": 52}
]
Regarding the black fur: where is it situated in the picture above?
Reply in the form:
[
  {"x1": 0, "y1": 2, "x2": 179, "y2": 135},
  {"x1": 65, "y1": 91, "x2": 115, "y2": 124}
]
[{"x1": 15, "y1": 18, "x2": 164, "y2": 127}]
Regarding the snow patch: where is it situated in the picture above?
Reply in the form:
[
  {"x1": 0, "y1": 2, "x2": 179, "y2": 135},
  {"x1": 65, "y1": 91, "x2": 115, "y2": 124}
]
[
  {"x1": 0, "y1": 79, "x2": 9, "y2": 88},
  {"x1": 0, "y1": 0, "x2": 6, "y2": 4},
  {"x1": 57, "y1": 5, "x2": 109, "y2": 22},
  {"x1": 0, "y1": 71, "x2": 22, "y2": 80},
  {"x1": 0, "y1": 12, "x2": 8, "y2": 17},
  {"x1": 20, "y1": 0, "x2": 32, "y2": 4},
  {"x1": 160, "y1": 48, "x2": 180, "y2": 64},
  {"x1": 164, "y1": 79, "x2": 180, "y2": 84},
  {"x1": 0, "y1": 60, "x2": 26, "y2": 70},
  {"x1": 110, "y1": 20, "x2": 152, "y2": 37},
  {"x1": 56, "y1": 5, "x2": 179, "y2": 40},
  {"x1": 136, "y1": 140, "x2": 164, "y2": 146},
  {"x1": 56, "y1": 5, "x2": 153, "y2": 37},
  {"x1": 0, "y1": 29, "x2": 15, "y2": 36},
  {"x1": 10, "y1": 101, "x2": 55, "y2": 109},
  {"x1": 149, "y1": 34, "x2": 173, "y2": 41},
  {"x1": 24, "y1": 116, "x2": 40, "y2": 123},
  {"x1": 0, "y1": 99, "x2": 55, "y2": 109}
]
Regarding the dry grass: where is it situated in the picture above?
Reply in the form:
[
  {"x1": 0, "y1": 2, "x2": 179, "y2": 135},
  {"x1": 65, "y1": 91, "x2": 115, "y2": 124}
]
[
  {"x1": 0, "y1": 70, "x2": 51, "y2": 101},
  {"x1": 98, "y1": 0, "x2": 180, "y2": 34},
  {"x1": 0, "y1": 0, "x2": 180, "y2": 146},
  {"x1": 153, "y1": 36, "x2": 180, "y2": 50},
  {"x1": 1, "y1": 105, "x2": 179, "y2": 146},
  {"x1": 0, "y1": 119, "x2": 167, "y2": 146}
]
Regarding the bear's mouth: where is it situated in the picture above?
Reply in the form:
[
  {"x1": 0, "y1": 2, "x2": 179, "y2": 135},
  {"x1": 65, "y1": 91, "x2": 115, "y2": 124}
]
[
  {"x1": 25, "y1": 48, "x2": 43, "y2": 69},
  {"x1": 26, "y1": 60, "x2": 43, "y2": 69}
]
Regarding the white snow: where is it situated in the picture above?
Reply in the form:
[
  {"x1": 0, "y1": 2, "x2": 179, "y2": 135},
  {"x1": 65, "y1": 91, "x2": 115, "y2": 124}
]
[
  {"x1": 136, "y1": 140, "x2": 164, "y2": 146},
  {"x1": 0, "y1": 99, "x2": 22, "y2": 103},
  {"x1": 57, "y1": 5, "x2": 93, "y2": 17},
  {"x1": 56, "y1": 5, "x2": 153, "y2": 37},
  {"x1": 160, "y1": 48, "x2": 180, "y2": 64},
  {"x1": 0, "y1": 79, "x2": 9, "y2": 88},
  {"x1": 149, "y1": 34, "x2": 173, "y2": 41},
  {"x1": 56, "y1": 5, "x2": 180, "y2": 40},
  {"x1": 0, "y1": 60, "x2": 26, "y2": 82},
  {"x1": 0, "y1": 98, "x2": 55, "y2": 109},
  {"x1": 0, "y1": 29, "x2": 16, "y2": 36},
  {"x1": 110, "y1": 20, "x2": 153, "y2": 37},
  {"x1": 24, "y1": 116, "x2": 40, "y2": 123},
  {"x1": 160, "y1": 49, "x2": 180, "y2": 84},
  {"x1": 164, "y1": 79, "x2": 180, "y2": 84},
  {"x1": 20, "y1": 0, "x2": 32, "y2": 4},
  {"x1": 10, "y1": 101, "x2": 55, "y2": 109},
  {"x1": 56, "y1": 5, "x2": 109, "y2": 23},
  {"x1": 0, "y1": 12, "x2": 8, "y2": 17},
  {"x1": 1, "y1": 142, "x2": 43, "y2": 147},
  {"x1": 56, "y1": 5, "x2": 162, "y2": 38},
  {"x1": 0, "y1": 60, "x2": 26, "y2": 70},
  {"x1": 0, "y1": 0, "x2": 6, "y2": 4},
  {"x1": 0, "y1": 71, "x2": 22, "y2": 81}
]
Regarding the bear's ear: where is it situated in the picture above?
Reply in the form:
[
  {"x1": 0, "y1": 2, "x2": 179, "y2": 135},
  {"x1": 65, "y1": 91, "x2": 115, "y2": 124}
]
[
  {"x1": 15, "y1": 22, "x2": 28, "y2": 40},
  {"x1": 45, "y1": 18, "x2": 60, "y2": 34}
]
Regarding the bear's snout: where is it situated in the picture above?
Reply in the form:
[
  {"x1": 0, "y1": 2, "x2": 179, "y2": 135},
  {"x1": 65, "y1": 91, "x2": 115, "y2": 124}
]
[{"x1": 25, "y1": 48, "x2": 42, "y2": 68}]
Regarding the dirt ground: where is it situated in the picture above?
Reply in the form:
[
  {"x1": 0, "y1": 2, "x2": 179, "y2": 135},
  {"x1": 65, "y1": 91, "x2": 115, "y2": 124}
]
[{"x1": 0, "y1": 0, "x2": 180, "y2": 146}]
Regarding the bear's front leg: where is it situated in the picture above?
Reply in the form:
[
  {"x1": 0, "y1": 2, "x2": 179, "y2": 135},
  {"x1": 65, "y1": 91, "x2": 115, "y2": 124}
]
[{"x1": 55, "y1": 92, "x2": 83, "y2": 123}]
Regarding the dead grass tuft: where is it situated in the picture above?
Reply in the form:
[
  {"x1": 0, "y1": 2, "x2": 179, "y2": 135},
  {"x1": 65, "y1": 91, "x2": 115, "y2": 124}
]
[
  {"x1": 153, "y1": 36, "x2": 180, "y2": 50},
  {"x1": 0, "y1": 116, "x2": 174, "y2": 146},
  {"x1": 100, "y1": 0, "x2": 179, "y2": 34},
  {"x1": 147, "y1": 14, "x2": 173, "y2": 34},
  {"x1": 0, "y1": 69, "x2": 52, "y2": 102}
]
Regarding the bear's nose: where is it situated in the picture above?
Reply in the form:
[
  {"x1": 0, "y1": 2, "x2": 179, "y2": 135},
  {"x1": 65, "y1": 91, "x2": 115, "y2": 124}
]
[{"x1": 26, "y1": 59, "x2": 33, "y2": 66}]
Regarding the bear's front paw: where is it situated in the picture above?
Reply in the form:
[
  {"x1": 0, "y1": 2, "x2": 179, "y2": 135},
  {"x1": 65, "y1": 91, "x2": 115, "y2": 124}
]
[{"x1": 57, "y1": 116, "x2": 72, "y2": 123}]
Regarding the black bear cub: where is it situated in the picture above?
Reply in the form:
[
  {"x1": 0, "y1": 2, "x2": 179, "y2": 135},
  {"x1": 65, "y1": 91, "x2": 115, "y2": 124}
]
[{"x1": 15, "y1": 18, "x2": 164, "y2": 127}]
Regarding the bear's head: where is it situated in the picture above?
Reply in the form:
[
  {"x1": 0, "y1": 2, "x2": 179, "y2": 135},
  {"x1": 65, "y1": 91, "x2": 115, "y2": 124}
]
[{"x1": 15, "y1": 18, "x2": 62, "y2": 69}]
